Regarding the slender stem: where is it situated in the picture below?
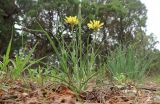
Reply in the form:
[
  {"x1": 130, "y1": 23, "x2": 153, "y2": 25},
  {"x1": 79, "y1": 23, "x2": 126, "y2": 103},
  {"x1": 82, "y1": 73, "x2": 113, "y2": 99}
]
[
  {"x1": 78, "y1": 0, "x2": 82, "y2": 63},
  {"x1": 93, "y1": 31, "x2": 97, "y2": 52},
  {"x1": 71, "y1": 25, "x2": 74, "y2": 34},
  {"x1": 78, "y1": 0, "x2": 82, "y2": 89},
  {"x1": 78, "y1": 1, "x2": 82, "y2": 35},
  {"x1": 22, "y1": 34, "x2": 24, "y2": 49}
]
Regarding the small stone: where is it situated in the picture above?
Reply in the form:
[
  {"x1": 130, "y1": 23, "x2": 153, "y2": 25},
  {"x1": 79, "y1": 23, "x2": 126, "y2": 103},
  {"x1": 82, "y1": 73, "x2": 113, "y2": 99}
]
[{"x1": 22, "y1": 92, "x2": 29, "y2": 97}]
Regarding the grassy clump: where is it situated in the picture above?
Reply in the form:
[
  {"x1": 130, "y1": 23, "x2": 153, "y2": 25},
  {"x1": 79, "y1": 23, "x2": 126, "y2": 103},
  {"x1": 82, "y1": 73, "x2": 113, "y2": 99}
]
[{"x1": 107, "y1": 45, "x2": 154, "y2": 83}]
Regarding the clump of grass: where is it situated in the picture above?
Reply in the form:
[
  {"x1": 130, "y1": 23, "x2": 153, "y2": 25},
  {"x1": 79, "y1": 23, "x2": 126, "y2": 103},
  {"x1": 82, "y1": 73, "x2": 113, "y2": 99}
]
[
  {"x1": 0, "y1": 39, "x2": 13, "y2": 80},
  {"x1": 107, "y1": 45, "x2": 154, "y2": 82},
  {"x1": 37, "y1": 14, "x2": 104, "y2": 93},
  {"x1": 40, "y1": 25, "x2": 99, "y2": 93},
  {"x1": 0, "y1": 39, "x2": 44, "y2": 81},
  {"x1": 10, "y1": 44, "x2": 44, "y2": 79}
]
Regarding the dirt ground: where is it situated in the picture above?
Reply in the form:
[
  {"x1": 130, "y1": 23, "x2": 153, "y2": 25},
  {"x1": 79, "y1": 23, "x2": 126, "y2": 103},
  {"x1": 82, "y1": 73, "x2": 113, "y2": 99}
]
[{"x1": 0, "y1": 79, "x2": 160, "y2": 104}]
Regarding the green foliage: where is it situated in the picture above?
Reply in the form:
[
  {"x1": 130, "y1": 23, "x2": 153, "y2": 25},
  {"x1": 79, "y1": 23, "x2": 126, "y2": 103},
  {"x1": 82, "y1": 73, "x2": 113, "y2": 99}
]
[
  {"x1": 0, "y1": 39, "x2": 12, "y2": 71},
  {"x1": 107, "y1": 45, "x2": 155, "y2": 82},
  {"x1": 41, "y1": 24, "x2": 98, "y2": 93},
  {"x1": 28, "y1": 66, "x2": 50, "y2": 85},
  {"x1": 113, "y1": 73, "x2": 126, "y2": 85},
  {"x1": 106, "y1": 0, "x2": 128, "y2": 15},
  {"x1": 10, "y1": 45, "x2": 44, "y2": 79}
]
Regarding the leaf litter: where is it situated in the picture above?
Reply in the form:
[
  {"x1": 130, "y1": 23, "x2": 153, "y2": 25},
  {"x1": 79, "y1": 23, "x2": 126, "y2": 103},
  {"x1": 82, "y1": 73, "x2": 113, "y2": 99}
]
[{"x1": 0, "y1": 79, "x2": 160, "y2": 104}]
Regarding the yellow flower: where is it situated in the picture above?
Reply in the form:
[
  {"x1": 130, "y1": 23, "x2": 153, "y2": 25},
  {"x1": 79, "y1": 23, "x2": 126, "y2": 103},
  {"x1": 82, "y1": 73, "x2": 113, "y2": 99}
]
[
  {"x1": 64, "y1": 16, "x2": 79, "y2": 26},
  {"x1": 87, "y1": 20, "x2": 104, "y2": 30}
]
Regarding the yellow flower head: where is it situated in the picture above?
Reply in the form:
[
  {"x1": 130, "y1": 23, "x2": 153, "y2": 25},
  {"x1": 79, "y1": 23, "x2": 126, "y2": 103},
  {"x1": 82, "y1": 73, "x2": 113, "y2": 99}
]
[
  {"x1": 64, "y1": 16, "x2": 79, "y2": 26},
  {"x1": 87, "y1": 20, "x2": 104, "y2": 31}
]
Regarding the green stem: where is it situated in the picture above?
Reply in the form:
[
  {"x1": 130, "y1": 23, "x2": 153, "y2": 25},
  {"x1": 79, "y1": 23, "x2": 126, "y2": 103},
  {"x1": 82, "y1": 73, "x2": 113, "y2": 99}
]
[
  {"x1": 78, "y1": 0, "x2": 83, "y2": 88},
  {"x1": 71, "y1": 25, "x2": 74, "y2": 34},
  {"x1": 78, "y1": 0, "x2": 82, "y2": 63},
  {"x1": 93, "y1": 31, "x2": 97, "y2": 52}
]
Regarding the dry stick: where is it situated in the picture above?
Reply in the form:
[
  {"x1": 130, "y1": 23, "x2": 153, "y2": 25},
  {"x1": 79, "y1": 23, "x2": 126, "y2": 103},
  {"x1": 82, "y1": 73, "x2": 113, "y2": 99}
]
[{"x1": 137, "y1": 87, "x2": 158, "y2": 91}]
